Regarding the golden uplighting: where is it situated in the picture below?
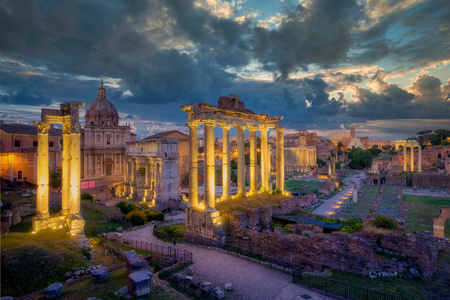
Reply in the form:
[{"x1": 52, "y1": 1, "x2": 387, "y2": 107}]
[
  {"x1": 31, "y1": 231, "x2": 36, "y2": 234},
  {"x1": 198, "y1": 202, "x2": 205, "y2": 210}
]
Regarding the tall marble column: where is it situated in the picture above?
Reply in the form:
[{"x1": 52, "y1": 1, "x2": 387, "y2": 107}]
[
  {"x1": 221, "y1": 125, "x2": 231, "y2": 199},
  {"x1": 204, "y1": 121, "x2": 216, "y2": 210},
  {"x1": 410, "y1": 147, "x2": 414, "y2": 172},
  {"x1": 260, "y1": 129, "x2": 268, "y2": 190},
  {"x1": 249, "y1": 128, "x2": 257, "y2": 193},
  {"x1": 403, "y1": 146, "x2": 407, "y2": 172},
  {"x1": 130, "y1": 158, "x2": 137, "y2": 198},
  {"x1": 188, "y1": 121, "x2": 199, "y2": 207},
  {"x1": 61, "y1": 123, "x2": 71, "y2": 216},
  {"x1": 418, "y1": 147, "x2": 422, "y2": 172},
  {"x1": 236, "y1": 125, "x2": 245, "y2": 194},
  {"x1": 70, "y1": 124, "x2": 82, "y2": 218},
  {"x1": 276, "y1": 127, "x2": 284, "y2": 191},
  {"x1": 143, "y1": 160, "x2": 150, "y2": 202},
  {"x1": 35, "y1": 122, "x2": 50, "y2": 220}
]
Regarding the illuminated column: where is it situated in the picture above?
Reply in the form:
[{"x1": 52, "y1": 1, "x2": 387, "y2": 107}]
[
  {"x1": 188, "y1": 122, "x2": 199, "y2": 207},
  {"x1": 130, "y1": 158, "x2": 137, "y2": 198},
  {"x1": 260, "y1": 129, "x2": 268, "y2": 190},
  {"x1": 69, "y1": 123, "x2": 82, "y2": 217},
  {"x1": 236, "y1": 125, "x2": 245, "y2": 194},
  {"x1": 314, "y1": 148, "x2": 317, "y2": 166},
  {"x1": 328, "y1": 163, "x2": 332, "y2": 176},
  {"x1": 155, "y1": 160, "x2": 162, "y2": 203},
  {"x1": 124, "y1": 158, "x2": 130, "y2": 197},
  {"x1": 221, "y1": 125, "x2": 231, "y2": 199},
  {"x1": 143, "y1": 160, "x2": 150, "y2": 202},
  {"x1": 403, "y1": 146, "x2": 407, "y2": 172},
  {"x1": 249, "y1": 128, "x2": 257, "y2": 193},
  {"x1": 151, "y1": 160, "x2": 156, "y2": 202},
  {"x1": 332, "y1": 157, "x2": 336, "y2": 173},
  {"x1": 410, "y1": 147, "x2": 414, "y2": 172},
  {"x1": 204, "y1": 120, "x2": 216, "y2": 210},
  {"x1": 61, "y1": 123, "x2": 71, "y2": 216},
  {"x1": 34, "y1": 122, "x2": 50, "y2": 220},
  {"x1": 418, "y1": 147, "x2": 422, "y2": 172},
  {"x1": 276, "y1": 127, "x2": 284, "y2": 191}
]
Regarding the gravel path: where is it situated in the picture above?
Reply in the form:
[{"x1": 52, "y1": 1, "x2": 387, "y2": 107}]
[{"x1": 121, "y1": 215, "x2": 333, "y2": 300}]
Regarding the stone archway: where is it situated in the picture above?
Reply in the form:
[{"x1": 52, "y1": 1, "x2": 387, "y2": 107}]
[{"x1": 433, "y1": 206, "x2": 450, "y2": 238}]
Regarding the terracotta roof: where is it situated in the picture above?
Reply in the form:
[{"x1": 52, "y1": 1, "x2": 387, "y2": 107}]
[
  {"x1": 0, "y1": 123, "x2": 62, "y2": 136},
  {"x1": 144, "y1": 130, "x2": 189, "y2": 140}
]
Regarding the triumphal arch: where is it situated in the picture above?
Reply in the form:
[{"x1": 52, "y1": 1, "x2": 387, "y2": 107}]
[
  {"x1": 181, "y1": 95, "x2": 284, "y2": 239},
  {"x1": 32, "y1": 101, "x2": 85, "y2": 235}
]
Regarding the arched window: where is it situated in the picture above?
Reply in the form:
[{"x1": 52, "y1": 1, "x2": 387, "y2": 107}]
[
  {"x1": 107, "y1": 137, "x2": 111, "y2": 145},
  {"x1": 17, "y1": 170, "x2": 23, "y2": 180}
]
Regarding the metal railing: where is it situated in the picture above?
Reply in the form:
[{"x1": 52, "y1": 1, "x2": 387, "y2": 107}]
[{"x1": 293, "y1": 268, "x2": 408, "y2": 300}]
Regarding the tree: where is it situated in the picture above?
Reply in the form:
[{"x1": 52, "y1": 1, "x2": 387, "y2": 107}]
[
  {"x1": 382, "y1": 145, "x2": 391, "y2": 150},
  {"x1": 336, "y1": 141, "x2": 344, "y2": 150},
  {"x1": 49, "y1": 167, "x2": 62, "y2": 193},
  {"x1": 369, "y1": 146, "x2": 382, "y2": 157},
  {"x1": 417, "y1": 130, "x2": 433, "y2": 136},
  {"x1": 230, "y1": 159, "x2": 237, "y2": 169},
  {"x1": 317, "y1": 158, "x2": 326, "y2": 167},
  {"x1": 348, "y1": 149, "x2": 373, "y2": 170},
  {"x1": 434, "y1": 129, "x2": 450, "y2": 145}
]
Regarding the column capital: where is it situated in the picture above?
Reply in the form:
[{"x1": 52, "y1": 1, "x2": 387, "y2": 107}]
[
  {"x1": 71, "y1": 122, "x2": 81, "y2": 134},
  {"x1": 188, "y1": 120, "x2": 202, "y2": 128},
  {"x1": 63, "y1": 122, "x2": 72, "y2": 134},
  {"x1": 248, "y1": 126, "x2": 258, "y2": 133},
  {"x1": 34, "y1": 121, "x2": 51, "y2": 134},
  {"x1": 234, "y1": 124, "x2": 246, "y2": 130},
  {"x1": 259, "y1": 127, "x2": 269, "y2": 133},
  {"x1": 276, "y1": 127, "x2": 285, "y2": 132},
  {"x1": 203, "y1": 119, "x2": 216, "y2": 126},
  {"x1": 218, "y1": 123, "x2": 233, "y2": 130}
]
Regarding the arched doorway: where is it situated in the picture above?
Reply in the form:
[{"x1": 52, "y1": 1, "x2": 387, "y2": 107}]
[
  {"x1": 104, "y1": 158, "x2": 114, "y2": 175},
  {"x1": 433, "y1": 206, "x2": 450, "y2": 238},
  {"x1": 17, "y1": 170, "x2": 23, "y2": 180}
]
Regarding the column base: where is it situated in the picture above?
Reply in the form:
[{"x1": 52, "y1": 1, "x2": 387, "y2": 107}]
[
  {"x1": 67, "y1": 215, "x2": 85, "y2": 236},
  {"x1": 32, "y1": 216, "x2": 65, "y2": 232},
  {"x1": 130, "y1": 185, "x2": 137, "y2": 198},
  {"x1": 185, "y1": 207, "x2": 224, "y2": 240}
]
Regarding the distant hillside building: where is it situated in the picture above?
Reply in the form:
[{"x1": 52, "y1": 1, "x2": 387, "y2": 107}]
[
  {"x1": 0, "y1": 122, "x2": 62, "y2": 184},
  {"x1": 81, "y1": 83, "x2": 136, "y2": 180}
]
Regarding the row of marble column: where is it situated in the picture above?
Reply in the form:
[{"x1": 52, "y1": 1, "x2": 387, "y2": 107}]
[
  {"x1": 124, "y1": 157, "x2": 162, "y2": 202},
  {"x1": 35, "y1": 122, "x2": 82, "y2": 220},
  {"x1": 297, "y1": 147, "x2": 316, "y2": 167},
  {"x1": 403, "y1": 146, "x2": 422, "y2": 172},
  {"x1": 84, "y1": 153, "x2": 124, "y2": 178},
  {"x1": 188, "y1": 121, "x2": 285, "y2": 212}
]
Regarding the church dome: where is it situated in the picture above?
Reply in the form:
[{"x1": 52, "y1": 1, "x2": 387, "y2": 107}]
[
  {"x1": 85, "y1": 82, "x2": 120, "y2": 126},
  {"x1": 86, "y1": 82, "x2": 118, "y2": 113}
]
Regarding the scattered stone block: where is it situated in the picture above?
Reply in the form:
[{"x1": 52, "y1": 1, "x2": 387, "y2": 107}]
[
  {"x1": 65, "y1": 271, "x2": 73, "y2": 278},
  {"x1": 224, "y1": 283, "x2": 233, "y2": 291},
  {"x1": 184, "y1": 275, "x2": 193, "y2": 282},
  {"x1": 124, "y1": 250, "x2": 144, "y2": 273},
  {"x1": 200, "y1": 282, "x2": 211, "y2": 291},
  {"x1": 127, "y1": 270, "x2": 152, "y2": 297},
  {"x1": 44, "y1": 283, "x2": 63, "y2": 299},
  {"x1": 175, "y1": 273, "x2": 183, "y2": 282},
  {"x1": 213, "y1": 287, "x2": 225, "y2": 299},
  {"x1": 21, "y1": 193, "x2": 31, "y2": 197},
  {"x1": 91, "y1": 266, "x2": 108, "y2": 282},
  {"x1": 116, "y1": 227, "x2": 123, "y2": 232},
  {"x1": 187, "y1": 266, "x2": 194, "y2": 275}
]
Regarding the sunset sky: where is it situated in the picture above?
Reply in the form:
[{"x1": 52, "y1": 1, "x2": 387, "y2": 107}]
[{"x1": 1, "y1": 0, "x2": 449, "y2": 139}]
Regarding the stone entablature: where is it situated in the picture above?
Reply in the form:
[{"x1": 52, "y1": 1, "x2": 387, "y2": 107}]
[
  {"x1": 181, "y1": 94, "x2": 285, "y2": 240},
  {"x1": 123, "y1": 139, "x2": 180, "y2": 204}
]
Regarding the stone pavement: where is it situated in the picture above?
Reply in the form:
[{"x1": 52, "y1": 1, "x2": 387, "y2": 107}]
[
  {"x1": 402, "y1": 187, "x2": 450, "y2": 198},
  {"x1": 312, "y1": 171, "x2": 366, "y2": 216},
  {"x1": 121, "y1": 214, "x2": 333, "y2": 300}
]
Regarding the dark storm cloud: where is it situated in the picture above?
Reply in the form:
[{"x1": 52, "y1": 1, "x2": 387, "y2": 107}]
[
  {"x1": 348, "y1": 73, "x2": 450, "y2": 119},
  {"x1": 253, "y1": 0, "x2": 362, "y2": 79},
  {"x1": 1, "y1": 87, "x2": 52, "y2": 106}
]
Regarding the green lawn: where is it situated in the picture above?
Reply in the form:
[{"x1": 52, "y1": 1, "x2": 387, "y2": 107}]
[
  {"x1": 403, "y1": 194, "x2": 450, "y2": 238},
  {"x1": 155, "y1": 224, "x2": 187, "y2": 239},
  {"x1": 81, "y1": 201, "x2": 129, "y2": 237},
  {"x1": 1, "y1": 230, "x2": 89, "y2": 298},
  {"x1": 284, "y1": 180, "x2": 325, "y2": 193}
]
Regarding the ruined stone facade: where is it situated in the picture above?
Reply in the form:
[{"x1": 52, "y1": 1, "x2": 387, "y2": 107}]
[{"x1": 123, "y1": 139, "x2": 180, "y2": 204}]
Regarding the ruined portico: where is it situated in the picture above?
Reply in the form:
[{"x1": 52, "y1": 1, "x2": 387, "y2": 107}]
[
  {"x1": 396, "y1": 139, "x2": 422, "y2": 172},
  {"x1": 181, "y1": 95, "x2": 284, "y2": 239},
  {"x1": 285, "y1": 134, "x2": 317, "y2": 173},
  {"x1": 33, "y1": 102, "x2": 85, "y2": 235}
]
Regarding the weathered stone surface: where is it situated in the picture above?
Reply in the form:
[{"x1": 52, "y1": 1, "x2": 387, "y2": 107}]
[
  {"x1": 200, "y1": 282, "x2": 211, "y2": 291},
  {"x1": 65, "y1": 271, "x2": 73, "y2": 278},
  {"x1": 91, "y1": 265, "x2": 108, "y2": 282},
  {"x1": 44, "y1": 283, "x2": 63, "y2": 299},
  {"x1": 184, "y1": 275, "x2": 193, "y2": 282},
  {"x1": 127, "y1": 270, "x2": 152, "y2": 297},
  {"x1": 224, "y1": 283, "x2": 233, "y2": 291},
  {"x1": 187, "y1": 266, "x2": 194, "y2": 275},
  {"x1": 213, "y1": 287, "x2": 225, "y2": 299},
  {"x1": 124, "y1": 250, "x2": 143, "y2": 273}
]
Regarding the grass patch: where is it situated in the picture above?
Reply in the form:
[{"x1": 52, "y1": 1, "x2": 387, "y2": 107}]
[
  {"x1": 103, "y1": 240, "x2": 152, "y2": 257},
  {"x1": 155, "y1": 224, "x2": 187, "y2": 238},
  {"x1": 57, "y1": 267, "x2": 182, "y2": 299},
  {"x1": 9, "y1": 221, "x2": 32, "y2": 233},
  {"x1": 1, "y1": 230, "x2": 89, "y2": 298},
  {"x1": 216, "y1": 192, "x2": 289, "y2": 214},
  {"x1": 81, "y1": 201, "x2": 129, "y2": 237},
  {"x1": 403, "y1": 194, "x2": 450, "y2": 238},
  {"x1": 284, "y1": 180, "x2": 325, "y2": 194}
]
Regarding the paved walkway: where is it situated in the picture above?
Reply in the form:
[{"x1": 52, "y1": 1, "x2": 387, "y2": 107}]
[
  {"x1": 402, "y1": 187, "x2": 450, "y2": 198},
  {"x1": 121, "y1": 216, "x2": 333, "y2": 300},
  {"x1": 312, "y1": 171, "x2": 366, "y2": 216}
]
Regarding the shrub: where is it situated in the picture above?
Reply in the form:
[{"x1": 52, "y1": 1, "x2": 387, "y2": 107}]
[
  {"x1": 81, "y1": 193, "x2": 94, "y2": 202},
  {"x1": 341, "y1": 217, "x2": 363, "y2": 233},
  {"x1": 144, "y1": 210, "x2": 165, "y2": 222},
  {"x1": 375, "y1": 215, "x2": 398, "y2": 229},
  {"x1": 116, "y1": 201, "x2": 140, "y2": 215},
  {"x1": 126, "y1": 210, "x2": 147, "y2": 226},
  {"x1": 272, "y1": 188, "x2": 282, "y2": 195}
]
